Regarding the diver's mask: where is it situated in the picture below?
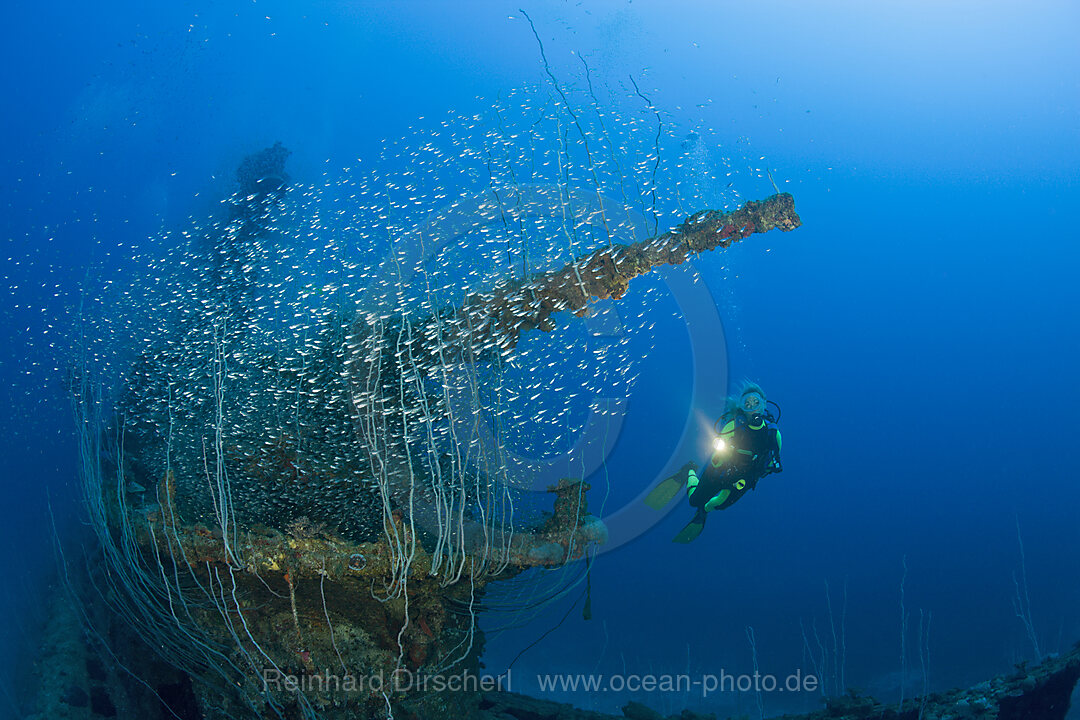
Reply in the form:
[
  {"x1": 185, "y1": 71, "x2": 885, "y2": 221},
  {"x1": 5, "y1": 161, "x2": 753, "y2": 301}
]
[
  {"x1": 740, "y1": 389, "x2": 767, "y2": 428},
  {"x1": 741, "y1": 390, "x2": 765, "y2": 414}
]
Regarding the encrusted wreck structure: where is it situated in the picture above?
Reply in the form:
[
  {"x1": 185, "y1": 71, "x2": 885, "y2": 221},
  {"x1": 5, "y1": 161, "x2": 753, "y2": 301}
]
[{"x1": 50, "y1": 126, "x2": 802, "y2": 720}]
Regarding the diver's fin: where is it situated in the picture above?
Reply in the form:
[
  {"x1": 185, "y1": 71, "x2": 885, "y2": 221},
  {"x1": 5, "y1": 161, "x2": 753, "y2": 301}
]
[
  {"x1": 672, "y1": 511, "x2": 707, "y2": 544},
  {"x1": 644, "y1": 476, "x2": 683, "y2": 510},
  {"x1": 644, "y1": 462, "x2": 696, "y2": 510}
]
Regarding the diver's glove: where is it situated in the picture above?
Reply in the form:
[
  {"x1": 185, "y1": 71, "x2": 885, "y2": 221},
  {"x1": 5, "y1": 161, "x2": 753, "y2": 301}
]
[{"x1": 759, "y1": 458, "x2": 782, "y2": 478}]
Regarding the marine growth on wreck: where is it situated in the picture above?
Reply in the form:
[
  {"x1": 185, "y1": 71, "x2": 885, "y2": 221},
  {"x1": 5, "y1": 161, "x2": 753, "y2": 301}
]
[{"x1": 67, "y1": 87, "x2": 800, "y2": 720}]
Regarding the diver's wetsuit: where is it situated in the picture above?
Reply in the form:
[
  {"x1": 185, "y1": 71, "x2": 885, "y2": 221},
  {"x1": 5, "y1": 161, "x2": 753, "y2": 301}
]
[{"x1": 688, "y1": 413, "x2": 782, "y2": 513}]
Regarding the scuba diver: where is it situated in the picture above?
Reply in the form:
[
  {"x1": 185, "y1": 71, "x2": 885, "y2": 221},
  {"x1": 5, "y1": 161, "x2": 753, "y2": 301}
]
[{"x1": 644, "y1": 382, "x2": 783, "y2": 543}]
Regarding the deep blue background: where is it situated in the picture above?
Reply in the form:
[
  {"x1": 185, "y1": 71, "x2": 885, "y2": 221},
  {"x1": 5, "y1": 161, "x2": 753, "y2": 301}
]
[{"x1": 2, "y1": 1, "x2": 1077, "y2": 717}]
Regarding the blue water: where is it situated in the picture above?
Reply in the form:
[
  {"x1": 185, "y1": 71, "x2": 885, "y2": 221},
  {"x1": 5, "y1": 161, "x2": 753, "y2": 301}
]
[{"x1": 2, "y1": 1, "x2": 1078, "y2": 718}]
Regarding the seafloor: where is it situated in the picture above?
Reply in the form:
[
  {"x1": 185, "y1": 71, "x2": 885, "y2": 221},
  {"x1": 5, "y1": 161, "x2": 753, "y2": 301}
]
[{"x1": 23, "y1": 574, "x2": 1080, "y2": 720}]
